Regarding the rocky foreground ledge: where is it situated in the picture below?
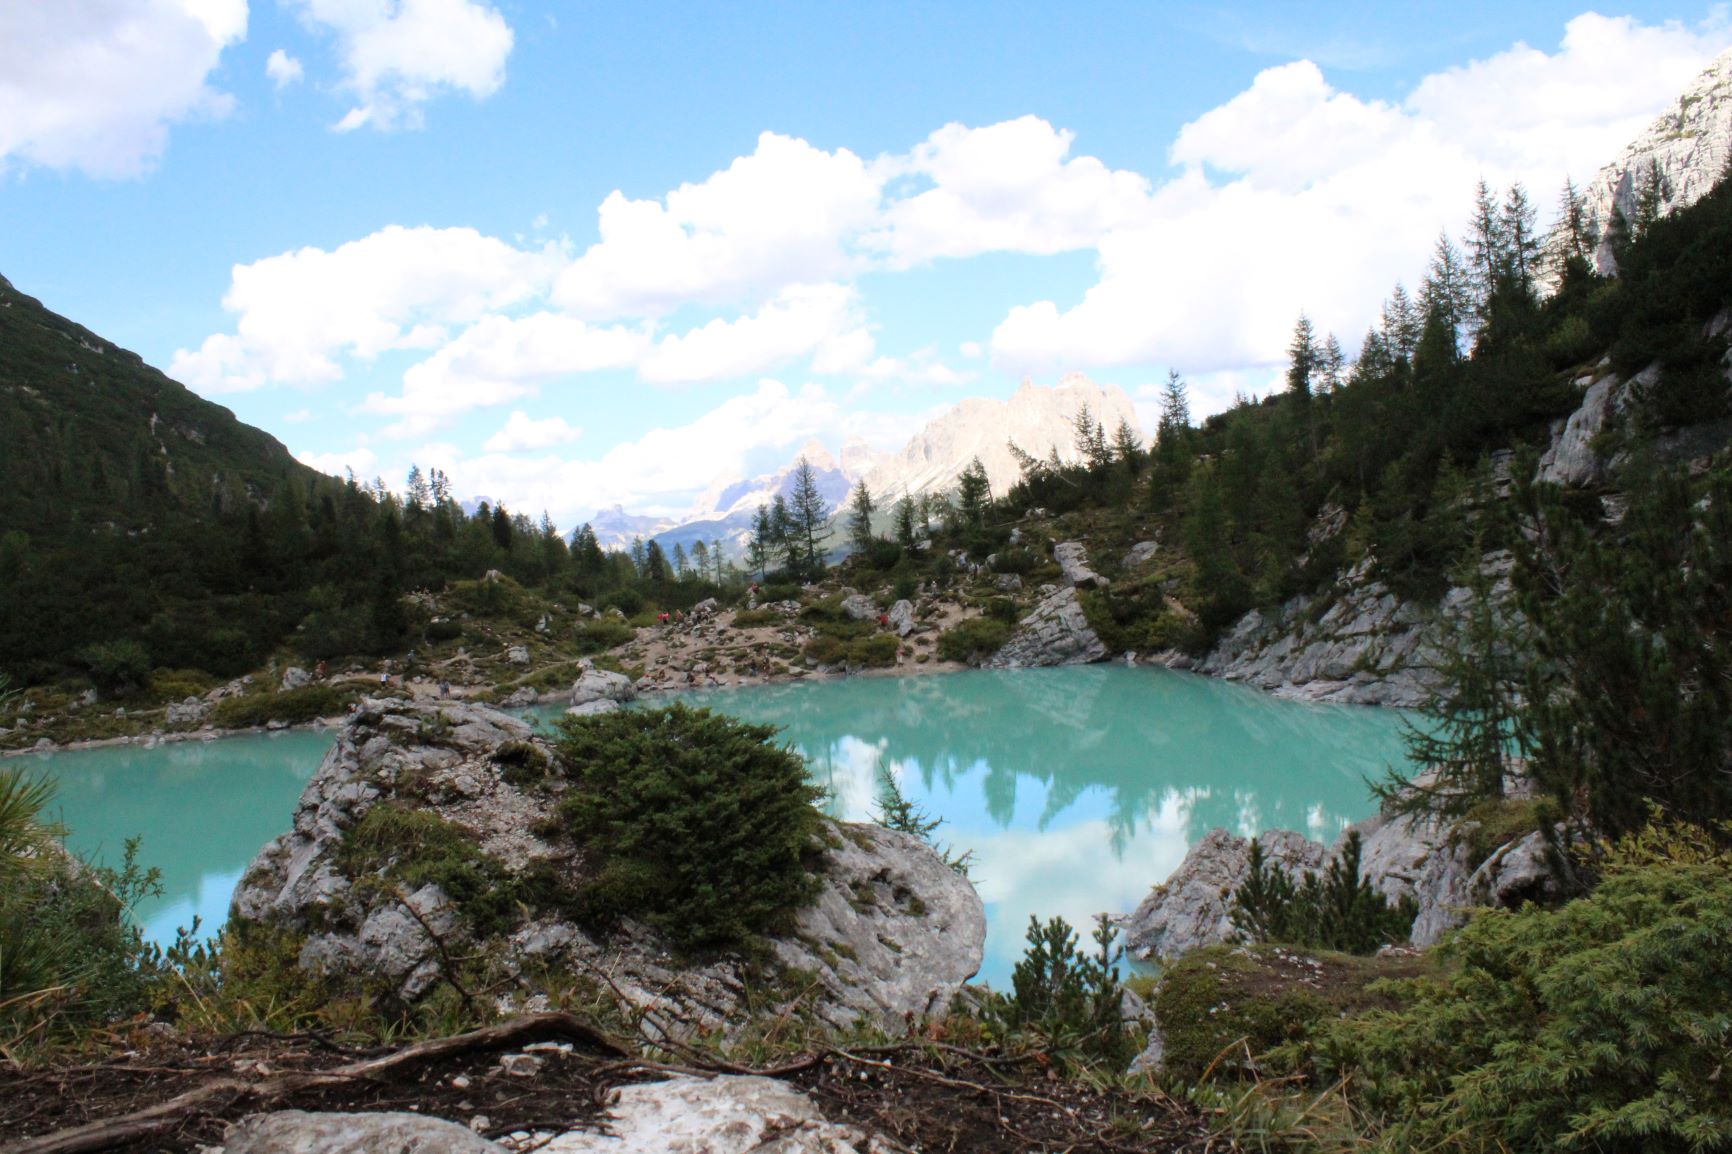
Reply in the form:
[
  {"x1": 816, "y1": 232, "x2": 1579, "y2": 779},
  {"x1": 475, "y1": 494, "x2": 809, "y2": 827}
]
[{"x1": 231, "y1": 696, "x2": 984, "y2": 1036}]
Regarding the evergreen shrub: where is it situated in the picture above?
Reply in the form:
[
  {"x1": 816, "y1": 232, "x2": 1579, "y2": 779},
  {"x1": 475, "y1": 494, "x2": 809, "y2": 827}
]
[{"x1": 551, "y1": 705, "x2": 825, "y2": 952}]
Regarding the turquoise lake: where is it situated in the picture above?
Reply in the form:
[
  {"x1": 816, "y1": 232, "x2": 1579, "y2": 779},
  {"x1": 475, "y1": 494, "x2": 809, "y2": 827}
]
[{"x1": 26, "y1": 666, "x2": 1412, "y2": 987}]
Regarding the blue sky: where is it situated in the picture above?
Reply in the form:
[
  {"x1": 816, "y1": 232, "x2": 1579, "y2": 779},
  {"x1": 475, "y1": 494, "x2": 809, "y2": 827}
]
[{"x1": 3, "y1": 2, "x2": 1728, "y2": 527}]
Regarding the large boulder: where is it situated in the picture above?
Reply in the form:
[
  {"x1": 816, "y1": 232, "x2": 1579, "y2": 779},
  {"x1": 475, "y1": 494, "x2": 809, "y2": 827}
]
[
  {"x1": 986, "y1": 586, "x2": 1107, "y2": 668},
  {"x1": 1053, "y1": 541, "x2": 1108, "y2": 590},
  {"x1": 840, "y1": 593, "x2": 878, "y2": 621},
  {"x1": 220, "y1": 1110, "x2": 497, "y2": 1154},
  {"x1": 280, "y1": 666, "x2": 311, "y2": 692},
  {"x1": 230, "y1": 698, "x2": 982, "y2": 1035},
  {"x1": 570, "y1": 661, "x2": 634, "y2": 708},
  {"x1": 886, "y1": 599, "x2": 917, "y2": 638},
  {"x1": 1535, "y1": 370, "x2": 1632, "y2": 487},
  {"x1": 1122, "y1": 829, "x2": 1325, "y2": 961}
]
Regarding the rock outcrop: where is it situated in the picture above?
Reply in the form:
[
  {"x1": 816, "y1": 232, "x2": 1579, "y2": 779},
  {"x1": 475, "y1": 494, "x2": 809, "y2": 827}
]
[
  {"x1": 1576, "y1": 46, "x2": 1732, "y2": 276},
  {"x1": 230, "y1": 698, "x2": 983, "y2": 1035},
  {"x1": 1124, "y1": 805, "x2": 1568, "y2": 961},
  {"x1": 1535, "y1": 367, "x2": 1634, "y2": 487},
  {"x1": 220, "y1": 1110, "x2": 498, "y2": 1154},
  {"x1": 1187, "y1": 558, "x2": 1433, "y2": 707},
  {"x1": 1121, "y1": 829, "x2": 1326, "y2": 961},
  {"x1": 1053, "y1": 541, "x2": 1108, "y2": 589},
  {"x1": 840, "y1": 593, "x2": 879, "y2": 621},
  {"x1": 986, "y1": 586, "x2": 1108, "y2": 668},
  {"x1": 886, "y1": 598, "x2": 917, "y2": 637}
]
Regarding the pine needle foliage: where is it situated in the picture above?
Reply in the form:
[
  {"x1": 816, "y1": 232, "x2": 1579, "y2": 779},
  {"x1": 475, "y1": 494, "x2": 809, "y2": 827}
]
[
  {"x1": 1000, "y1": 913, "x2": 1138, "y2": 1069},
  {"x1": 552, "y1": 705, "x2": 826, "y2": 953},
  {"x1": 1229, "y1": 832, "x2": 1418, "y2": 955},
  {"x1": 1313, "y1": 824, "x2": 1732, "y2": 1154}
]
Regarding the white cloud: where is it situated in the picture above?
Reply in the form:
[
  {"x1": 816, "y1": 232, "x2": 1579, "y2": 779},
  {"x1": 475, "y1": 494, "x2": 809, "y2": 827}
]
[
  {"x1": 483, "y1": 410, "x2": 582, "y2": 452},
  {"x1": 296, "y1": 445, "x2": 379, "y2": 480},
  {"x1": 171, "y1": 225, "x2": 563, "y2": 392},
  {"x1": 360, "y1": 311, "x2": 645, "y2": 437},
  {"x1": 989, "y1": 13, "x2": 1730, "y2": 385},
  {"x1": 282, "y1": 407, "x2": 315, "y2": 423},
  {"x1": 266, "y1": 48, "x2": 305, "y2": 88},
  {"x1": 639, "y1": 282, "x2": 870, "y2": 384},
  {"x1": 289, "y1": 0, "x2": 514, "y2": 131},
  {"x1": 869, "y1": 115, "x2": 1153, "y2": 265},
  {"x1": 0, "y1": 0, "x2": 245, "y2": 177},
  {"x1": 551, "y1": 132, "x2": 881, "y2": 319}
]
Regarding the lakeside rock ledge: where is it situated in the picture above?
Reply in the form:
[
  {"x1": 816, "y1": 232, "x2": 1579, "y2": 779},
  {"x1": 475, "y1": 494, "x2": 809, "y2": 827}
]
[{"x1": 231, "y1": 697, "x2": 984, "y2": 1035}]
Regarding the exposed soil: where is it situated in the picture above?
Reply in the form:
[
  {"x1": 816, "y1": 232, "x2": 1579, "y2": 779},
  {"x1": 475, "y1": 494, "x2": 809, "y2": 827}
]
[{"x1": 2, "y1": 1026, "x2": 1220, "y2": 1154}]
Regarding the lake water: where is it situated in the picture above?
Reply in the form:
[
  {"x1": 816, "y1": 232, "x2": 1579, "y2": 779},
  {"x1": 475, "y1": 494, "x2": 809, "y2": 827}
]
[{"x1": 26, "y1": 666, "x2": 1411, "y2": 987}]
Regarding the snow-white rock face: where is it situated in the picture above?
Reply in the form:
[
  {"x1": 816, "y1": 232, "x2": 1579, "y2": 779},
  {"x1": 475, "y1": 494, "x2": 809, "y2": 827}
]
[
  {"x1": 862, "y1": 373, "x2": 1142, "y2": 502},
  {"x1": 1578, "y1": 46, "x2": 1732, "y2": 276}
]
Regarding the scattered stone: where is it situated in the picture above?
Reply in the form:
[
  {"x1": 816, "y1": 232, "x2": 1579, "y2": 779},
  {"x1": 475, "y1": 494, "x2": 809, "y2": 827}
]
[
  {"x1": 1121, "y1": 540, "x2": 1159, "y2": 568},
  {"x1": 281, "y1": 667, "x2": 311, "y2": 692},
  {"x1": 497, "y1": 1052, "x2": 542, "y2": 1077},
  {"x1": 992, "y1": 573, "x2": 1023, "y2": 592},
  {"x1": 1053, "y1": 541, "x2": 1108, "y2": 590},
  {"x1": 987, "y1": 586, "x2": 1107, "y2": 669},
  {"x1": 166, "y1": 696, "x2": 209, "y2": 725},
  {"x1": 840, "y1": 593, "x2": 878, "y2": 621},
  {"x1": 506, "y1": 646, "x2": 530, "y2": 666}
]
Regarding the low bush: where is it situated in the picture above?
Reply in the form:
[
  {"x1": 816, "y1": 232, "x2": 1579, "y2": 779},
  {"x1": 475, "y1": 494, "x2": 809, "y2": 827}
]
[
  {"x1": 987, "y1": 914, "x2": 1139, "y2": 1070},
  {"x1": 446, "y1": 574, "x2": 526, "y2": 617},
  {"x1": 756, "y1": 582, "x2": 803, "y2": 604},
  {"x1": 211, "y1": 683, "x2": 358, "y2": 729},
  {"x1": 731, "y1": 608, "x2": 781, "y2": 628},
  {"x1": 1312, "y1": 829, "x2": 1732, "y2": 1154},
  {"x1": 77, "y1": 639, "x2": 151, "y2": 695},
  {"x1": 847, "y1": 633, "x2": 899, "y2": 668},
  {"x1": 551, "y1": 705, "x2": 825, "y2": 953},
  {"x1": 147, "y1": 668, "x2": 218, "y2": 702},
  {"x1": 424, "y1": 618, "x2": 463, "y2": 643},
  {"x1": 803, "y1": 634, "x2": 848, "y2": 666},
  {"x1": 572, "y1": 619, "x2": 634, "y2": 654},
  {"x1": 936, "y1": 617, "x2": 1013, "y2": 664}
]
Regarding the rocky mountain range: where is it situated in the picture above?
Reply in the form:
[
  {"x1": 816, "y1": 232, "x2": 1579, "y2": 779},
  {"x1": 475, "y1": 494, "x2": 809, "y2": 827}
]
[
  {"x1": 591, "y1": 373, "x2": 1141, "y2": 556},
  {"x1": 1581, "y1": 44, "x2": 1732, "y2": 274}
]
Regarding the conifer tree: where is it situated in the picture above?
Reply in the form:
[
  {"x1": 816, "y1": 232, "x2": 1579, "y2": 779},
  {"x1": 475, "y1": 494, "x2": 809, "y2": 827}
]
[
  {"x1": 788, "y1": 459, "x2": 831, "y2": 576},
  {"x1": 671, "y1": 541, "x2": 687, "y2": 578},
  {"x1": 956, "y1": 458, "x2": 991, "y2": 528},
  {"x1": 1286, "y1": 313, "x2": 1321, "y2": 400},
  {"x1": 747, "y1": 506, "x2": 772, "y2": 580},
  {"x1": 846, "y1": 481, "x2": 876, "y2": 556},
  {"x1": 894, "y1": 493, "x2": 918, "y2": 548}
]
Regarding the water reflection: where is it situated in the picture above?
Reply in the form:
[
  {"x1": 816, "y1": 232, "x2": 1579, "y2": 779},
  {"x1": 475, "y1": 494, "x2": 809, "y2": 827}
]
[
  {"x1": 673, "y1": 666, "x2": 1410, "y2": 985},
  {"x1": 26, "y1": 668, "x2": 1410, "y2": 989}
]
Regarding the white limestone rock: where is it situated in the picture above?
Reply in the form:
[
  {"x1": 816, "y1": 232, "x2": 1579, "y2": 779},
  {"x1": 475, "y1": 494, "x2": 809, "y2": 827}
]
[
  {"x1": 534, "y1": 1075, "x2": 908, "y2": 1153},
  {"x1": 1053, "y1": 541, "x2": 1109, "y2": 589},
  {"x1": 220, "y1": 1109, "x2": 500, "y2": 1154},
  {"x1": 1535, "y1": 370, "x2": 1636, "y2": 487},
  {"x1": 840, "y1": 593, "x2": 879, "y2": 621},
  {"x1": 569, "y1": 662, "x2": 634, "y2": 708},
  {"x1": 280, "y1": 666, "x2": 311, "y2": 691},
  {"x1": 886, "y1": 599, "x2": 917, "y2": 637},
  {"x1": 986, "y1": 586, "x2": 1108, "y2": 669},
  {"x1": 1122, "y1": 828, "x2": 1325, "y2": 961}
]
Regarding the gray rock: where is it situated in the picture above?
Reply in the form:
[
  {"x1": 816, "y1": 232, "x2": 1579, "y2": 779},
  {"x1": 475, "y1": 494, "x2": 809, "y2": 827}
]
[
  {"x1": 230, "y1": 697, "x2": 983, "y2": 1038},
  {"x1": 281, "y1": 666, "x2": 311, "y2": 692},
  {"x1": 1123, "y1": 828, "x2": 1325, "y2": 961},
  {"x1": 536, "y1": 1075, "x2": 908, "y2": 1153},
  {"x1": 840, "y1": 593, "x2": 878, "y2": 621},
  {"x1": 220, "y1": 1109, "x2": 501, "y2": 1153},
  {"x1": 986, "y1": 586, "x2": 1107, "y2": 669},
  {"x1": 501, "y1": 687, "x2": 538, "y2": 709},
  {"x1": 886, "y1": 599, "x2": 917, "y2": 637},
  {"x1": 774, "y1": 823, "x2": 984, "y2": 1029},
  {"x1": 506, "y1": 646, "x2": 530, "y2": 666},
  {"x1": 33, "y1": 737, "x2": 53, "y2": 751},
  {"x1": 570, "y1": 662, "x2": 634, "y2": 708},
  {"x1": 992, "y1": 573, "x2": 1023, "y2": 592},
  {"x1": 166, "y1": 696, "x2": 209, "y2": 726},
  {"x1": 1535, "y1": 371, "x2": 1631, "y2": 487},
  {"x1": 565, "y1": 698, "x2": 618, "y2": 718},
  {"x1": 1053, "y1": 541, "x2": 1108, "y2": 589},
  {"x1": 1122, "y1": 540, "x2": 1160, "y2": 568}
]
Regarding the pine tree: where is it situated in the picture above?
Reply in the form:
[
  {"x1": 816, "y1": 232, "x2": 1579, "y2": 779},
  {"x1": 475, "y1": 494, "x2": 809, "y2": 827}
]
[
  {"x1": 846, "y1": 480, "x2": 876, "y2": 556},
  {"x1": 1320, "y1": 333, "x2": 1346, "y2": 394},
  {"x1": 956, "y1": 458, "x2": 991, "y2": 528},
  {"x1": 771, "y1": 495, "x2": 802, "y2": 575},
  {"x1": 894, "y1": 494, "x2": 917, "y2": 548},
  {"x1": 405, "y1": 465, "x2": 430, "y2": 511},
  {"x1": 1422, "y1": 232, "x2": 1472, "y2": 352},
  {"x1": 1632, "y1": 157, "x2": 1673, "y2": 238},
  {"x1": 1499, "y1": 182, "x2": 1541, "y2": 297},
  {"x1": 1465, "y1": 178, "x2": 1506, "y2": 314},
  {"x1": 748, "y1": 505, "x2": 772, "y2": 580},
  {"x1": 491, "y1": 504, "x2": 513, "y2": 551},
  {"x1": 1111, "y1": 418, "x2": 1143, "y2": 473},
  {"x1": 788, "y1": 459, "x2": 831, "y2": 576},
  {"x1": 691, "y1": 540, "x2": 710, "y2": 581},
  {"x1": 1286, "y1": 313, "x2": 1321, "y2": 400},
  {"x1": 1381, "y1": 285, "x2": 1421, "y2": 360},
  {"x1": 671, "y1": 541, "x2": 687, "y2": 578},
  {"x1": 644, "y1": 539, "x2": 670, "y2": 585}
]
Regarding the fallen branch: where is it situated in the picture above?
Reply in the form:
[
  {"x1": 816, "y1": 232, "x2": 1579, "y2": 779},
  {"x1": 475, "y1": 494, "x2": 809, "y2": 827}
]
[{"x1": 12, "y1": 1012, "x2": 629, "y2": 1154}]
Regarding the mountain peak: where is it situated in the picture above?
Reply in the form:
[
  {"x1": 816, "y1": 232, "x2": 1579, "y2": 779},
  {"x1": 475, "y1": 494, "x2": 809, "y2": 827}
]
[
  {"x1": 791, "y1": 437, "x2": 838, "y2": 473},
  {"x1": 1579, "y1": 45, "x2": 1732, "y2": 275}
]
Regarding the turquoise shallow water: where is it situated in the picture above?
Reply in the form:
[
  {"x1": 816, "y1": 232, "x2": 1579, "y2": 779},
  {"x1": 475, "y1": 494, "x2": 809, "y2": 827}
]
[{"x1": 28, "y1": 667, "x2": 1410, "y2": 987}]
